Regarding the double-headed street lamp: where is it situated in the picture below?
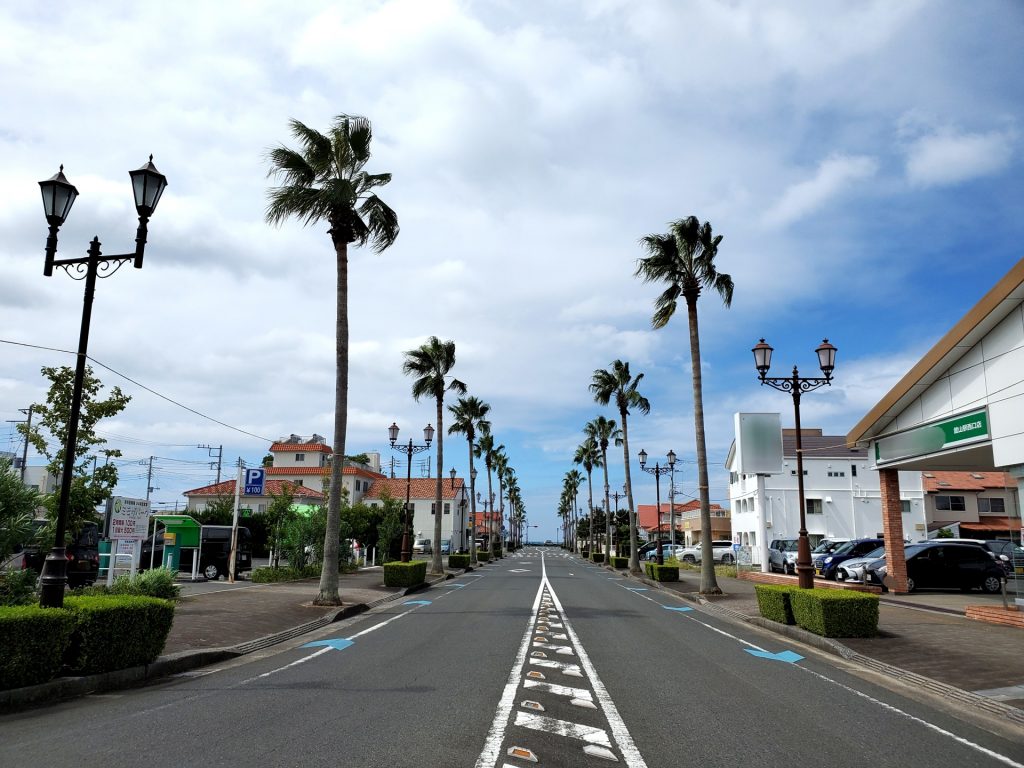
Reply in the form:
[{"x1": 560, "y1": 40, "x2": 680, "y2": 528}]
[
  {"x1": 638, "y1": 449, "x2": 676, "y2": 565},
  {"x1": 37, "y1": 158, "x2": 168, "y2": 608},
  {"x1": 388, "y1": 422, "x2": 434, "y2": 562},
  {"x1": 753, "y1": 338, "x2": 838, "y2": 589},
  {"x1": 470, "y1": 466, "x2": 478, "y2": 563}
]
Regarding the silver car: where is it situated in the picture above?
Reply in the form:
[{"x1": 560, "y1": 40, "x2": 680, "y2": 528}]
[
  {"x1": 835, "y1": 545, "x2": 887, "y2": 582},
  {"x1": 768, "y1": 539, "x2": 799, "y2": 574}
]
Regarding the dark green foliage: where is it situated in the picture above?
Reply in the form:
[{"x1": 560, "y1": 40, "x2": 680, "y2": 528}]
[
  {"x1": 0, "y1": 457, "x2": 39, "y2": 561},
  {"x1": 193, "y1": 496, "x2": 235, "y2": 526},
  {"x1": 0, "y1": 605, "x2": 76, "y2": 690},
  {"x1": 0, "y1": 569, "x2": 38, "y2": 606},
  {"x1": 477, "y1": 550, "x2": 491, "y2": 562},
  {"x1": 383, "y1": 560, "x2": 427, "y2": 588},
  {"x1": 76, "y1": 568, "x2": 180, "y2": 600},
  {"x1": 581, "y1": 550, "x2": 590, "y2": 559},
  {"x1": 754, "y1": 584, "x2": 797, "y2": 625},
  {"x1": 591, "y1": 553, "x2": 605, "y2": 563},
  {"x1": 612, "y1": 556, "x2": 629, "y2": 569},
  {"x1": 251, "y1": 565, "x2": 319, "y2": 583},
  {"x1": 492, "y1": 544, "x2": 502, "y2": 558},
  {"x1": 448, "y1": 554, "x2": 470, "y2": 569},
  {"x1": 789, "y1": 588, "x2": 879, "y2": 637},
  {"x1": 643, "y1": 562, "x2": 679, "y2": 581},
  {"x1": 63, "y1": 596, "x2": 175, "y2": 675}
]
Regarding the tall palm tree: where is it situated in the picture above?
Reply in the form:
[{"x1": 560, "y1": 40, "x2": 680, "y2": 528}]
[
  {"x1": 564, "y1": 469, "x2": 583, "y2": 552},
  {"x1": 585, "y1": 416, "x2": 621, "y2": 558},
  {"x1": 448, "y1": 395, "x2": 490, "y2": 564},
  {"x1": 590, "y1": 360, "x2": 650, "y2": 575},
  {"x1": 573, "y1": 437, "x2": 601, "y2": 557},
  {"x1": 636, "y1": 216, "x2": 734, "y2": 594},
  {"x1": 474, "y1": 427, "x2": 502, "y2": 553},
  {"x1": 493, "y1": 451, "x2": 511, "y2": 552},
  {"x1": 402, "y1": 336, "x2": 467, "y2": 575},
  {"x1": 266, "y1": 114, "x2": 398, "y2": 606}
]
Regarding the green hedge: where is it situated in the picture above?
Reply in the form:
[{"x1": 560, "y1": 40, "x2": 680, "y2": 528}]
[
  {"x1": 754, "y1": 584, "x2": 797, "y2": 625},
  {"x1": 383, "y1": 560, "x2": 427, "y2": 588},
  {"x1": 612, "y1": 556, "x2": 629, "y2": 569},
  {"x1": 63, "y1": 595, "x2": 175, "y2": 675},
  {"x1": 581, "y1": 550, "x2": 589, "y2": 559},
  {"x1": 591, "y1": 553, "x2": 605, "y2": 564},
  {"x1": 790, "y1": 588, "x2": 879, "y2": 637},
  {"x1": 477, "y1": 550, "x2": 491, "y2": 562},
  {"x1": 251, "y1": 565, "x2": 319, "y2": 583},
  {"x1": 492, "y1": 545, "x2": 502, "y2": 558},
  {"x1": 448, "y1": 554, "x2": 470, "y2": 569},
  {"x1": 643, "y1": 562, "x2": 679, "y2": 582},
  {"x1": 0, "y1": 605, "x2": 77, "y2": 690}
]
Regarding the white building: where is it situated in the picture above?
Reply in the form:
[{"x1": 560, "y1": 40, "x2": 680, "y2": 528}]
[
  {"x1": 362, "y1": 477, "x2": 471, "y2": 551},
  {"x1": 726, "y1": 424, "x2": 924, "y2": 569}
]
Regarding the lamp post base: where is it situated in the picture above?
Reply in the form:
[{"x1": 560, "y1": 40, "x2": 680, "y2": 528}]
[
  {"x1": 796, "y1": 564, "x2": 815, "y2": 589},
  {"x1": 38, "y1": 548, "x2": 69, "y2": 608}
]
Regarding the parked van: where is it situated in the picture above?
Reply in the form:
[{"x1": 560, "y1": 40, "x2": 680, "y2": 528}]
[
  {"x1": 141, "y1": 525, "x2": 252, "y2": 580},
  {"x1": 19, "y1": 520, "x2": 100, "y2": 588}
]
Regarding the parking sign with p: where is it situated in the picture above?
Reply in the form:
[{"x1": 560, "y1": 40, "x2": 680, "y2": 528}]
[{"x1": 244, "y1": 468, "x2": 265, "y2": 496}]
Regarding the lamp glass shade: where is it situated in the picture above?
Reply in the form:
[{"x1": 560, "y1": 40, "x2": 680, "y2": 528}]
[
  {"x1": 39, "y1": 167, "x2": 78, "y2": 225},
  {"x1": 423, "y1": 424, "x2": 435, "y2": 444},
  {"x1": 666, "y1": 449, "x2": 676, "y2": 467},
  {"x1": 471, "y1": 467, "x2": 478, "y2": 480},
  {"x1": 752, "y1": 338, "x2": 773, "y2": 375},
  {"x1": 449, "y1": 467, "x2": 457, "y2": 481},
  {"x1": 129, "y1": 156, "x2": 168, "y2": 216},
  {"x1": 816, "y1": 339, "x2": 837, "y2": 377},
  {"x1": 638, "y1": 448, "x2": 648, "y2": 467},
  {"x1": 388, "y1": 422, "x2": 400, "y2": 444}
]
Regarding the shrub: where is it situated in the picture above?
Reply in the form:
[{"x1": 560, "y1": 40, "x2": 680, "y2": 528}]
[
  {"x1": 643, "y1": 562, "x2": 679, "y2": 582},
  {"x1": 477, "y1": 550, "x2": 491, "y2": 562},
  {"x1": 383, "y1": 560, "x2": 427, "y2": 588},
  {"x1": 448, "y1": 554, "x2": 470, "y2": 569},
  {"x1": 492, "y1": 544, "x2": 502, "y2": 558},
  {"x1": 251, "y1": 565, "x2": 319, "y2": 583},
  {"x1": 581, "y1": 550, "x2": 589, "y2": 559},
  {"x1": 112, "y1": 568, "x2": 180, "y2": 600},
  {"x1": 790, "y1": 588, "x2": 879, "y2": 638},
  {"x1": 591, "y1": 553, "x2": 605, "y2": 564},
  {"x1": 63, "y1": 595, "x2": 175, "y2": 675},
  {"x1": 0, "y1": 605, "x2": 76, "y2": 689},
  {"x1": 754, "y1": 584, "x2": 797, "y2": 625},
  {"x1": 611, "y1": 556, "x2": 629, "y2": 569},
  {"x1": 0, "y1": 569, "x2": 38, "y2": 606}
]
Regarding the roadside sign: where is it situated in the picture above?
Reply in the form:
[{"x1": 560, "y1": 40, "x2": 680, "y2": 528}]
[
  {"x1": 244, "y1": 468, "x2": 265, "y2": 496},
  {"x1": 240, "y1": 507, "x2": 252, "y2": 518},
  {"x1": 733, "y1": 543, "x2": 740, "y2": 552},
  {"x1": 109, "y1": 496, "x2": 150, "y2": 541}
]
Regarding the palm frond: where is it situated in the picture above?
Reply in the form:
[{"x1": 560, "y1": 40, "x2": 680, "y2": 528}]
[{"x1": 359, "y1": 195, "x2": 400, "y2": 253}]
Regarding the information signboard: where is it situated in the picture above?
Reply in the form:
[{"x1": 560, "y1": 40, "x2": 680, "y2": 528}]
[{"x1": 108, "y1": 496, "x2": 151, "y2": 541}]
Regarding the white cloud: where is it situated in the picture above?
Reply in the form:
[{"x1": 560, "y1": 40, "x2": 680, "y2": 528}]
[
  {"x1": 763, "y1": 154, "x2": 878, "y2": 227},
  {"x1": 905, "y1": 129, "x2": 1015, "y2": 188}
]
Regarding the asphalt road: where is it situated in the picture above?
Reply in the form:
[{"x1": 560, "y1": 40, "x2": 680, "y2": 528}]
[{"x1": 2, "y1": 548, "x2": 1022, "y2": 768}]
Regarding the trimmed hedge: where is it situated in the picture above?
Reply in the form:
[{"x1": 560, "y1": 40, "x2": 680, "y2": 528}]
[
  {"x1": 754, "y1": 584, "x2": 797, "y2": 625},
  {"x1": 492, "y1": 545, "x2": 502, "y2": 558},
  {"x1": 477, "y1": 550, "x2": 491, "y2": 562},
  {"x1": 383, "y1": 560, "x2": 427, "y2": 588},
  {"x1": 611, "y1": 556, "x2": 629, "y2": 569},
  {"x1": 448, "y1": 554, "x2": 470, "y2": 569},
  {"x1": 63, "y1": 595, "x2": 175, "y2": 675},
  {"x1": 643, "y1": 562, "x2": 680, "y2": 582},
  {"x1": 251, "y1": 565, "x2": 319, "y2": 583},
  {"x1": 591, "y1": 553, "x2": 605, "y2": 564},
  {"x1": 790, "y1": 588, "x2": 879, "y2": 638},
  {"x1": 0, "y1": 605, "x2": 77, "y2": 690}
]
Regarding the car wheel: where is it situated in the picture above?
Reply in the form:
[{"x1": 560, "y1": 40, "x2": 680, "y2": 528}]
[
  {"x1": 836, "y1": 570, "x2": 847, "y2": 581},
  {"x1": 721, "y1": 554, "x2": 733, "y2": 564},
  {"x1": 785, "y1": 563, "x2": 795, "y2": 575},
  {"x1": 981, "y1": 575, "x2": 1002, "y2": 594},
  {"x1": 203, "y1": 562, "x2": 221, "y2": 580},
  {"x1": 905, "y1": 576, "x2": 915, "y2": 593},
  {"x1": 683, "y1": 555, "x2": 696, "y2": 564}
]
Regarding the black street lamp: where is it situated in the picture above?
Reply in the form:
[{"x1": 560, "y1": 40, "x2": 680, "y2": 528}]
[
  {"x1": 449, "y1": 467, "x2": 459, "y2": 551},
  {"x1": 470, "y1": 466, "x2": 478, "y2": 563},
  {"x1": 638, "y1": 449, "x2": 676, "y2": 565},
  {"x1": 753, "y1": 338, "x2": 838, "y2": 589},
  {"x1": 610, "y1": 487, "x2": 625, "y2": 557},
  {"x1": 389, "y1": 422, "x2": 434, "y2": 563},
  {"x1": 666, "y1": 450, "x2": 677, "y2": 547},
  {"x1": 37, "y1": 158, "x2": 167, "y2": 608}
]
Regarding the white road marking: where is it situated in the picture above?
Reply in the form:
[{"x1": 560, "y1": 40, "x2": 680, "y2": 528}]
[
  {"x1": 514, "y1": 711, "x2": 611, "y2": 747},
  {"x1": 529, "y1": 658, "x2": 583, "y2": 676},
  {"x1": 523, "y1": 679, "x2": 593, "y2": 701}
]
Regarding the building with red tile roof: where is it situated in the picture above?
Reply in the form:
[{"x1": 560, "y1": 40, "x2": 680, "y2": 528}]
[
  {"x1": 636, "y1": 501, "x2": 730, "y2": 545},
  {"x1": 363, "y1": 477, "x2": 478, "y2": 550}
]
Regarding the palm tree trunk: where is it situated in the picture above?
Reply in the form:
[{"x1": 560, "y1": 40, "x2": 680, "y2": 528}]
[
  {"x1": 487, "y1": 464, "x2": 495, "y2": 555},
  {"x1": 686, "y1": 294, "x2": 721, "y2": 594},
  {"x1": 317, "y1": 237, "x2": 347, "y2": 606},
  {"x1": 468, "y1": 435, "x2": 477, "y2": 565},
  {"x1": 586, "y1": 470, "x2": 594, "y2": 556},
  {"x1": 431, "y1": 398, "x2": 444, "y2": 575},
  {"x1": 621, "y1": 411, "x2": 641, "y2": 575},
  {"x1": 602, "y1": 449, "x2": 611, "y2": 559}
]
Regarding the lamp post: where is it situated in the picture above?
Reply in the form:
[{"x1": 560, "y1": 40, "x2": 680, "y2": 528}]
[
  {"x1": 389, "y1": 422, "x2": 434, "y2": 563},
  {"x1": 610, "y1": 487, "x2": 624, "y2": 557},
  {"x1": 449, "y1": 467, "x2": 459, "y2": 551},
  {"x1": 753, "y1": 338, "x2": 838, "y2": 589},
  {"x1": 470, "y1": 466, "x2": 478, "y2": 563},
  {"x1": 638, "y1": 449, "x2": 675, "y2": 565},
  {"x1": 37, "y1": 158, "x2": 168, "y2": 608},
  {"x1": 667, "y1": 450, "x2": 677, "y2": 547}
]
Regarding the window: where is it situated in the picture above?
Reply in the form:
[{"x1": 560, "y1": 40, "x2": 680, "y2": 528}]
[
  {"x1": 444, "y1": 503, "x2": 451, "y2": 515},
  {"x1": 827, "y1": 471, "x2": 846, "y2": 477},
  {"x1": 900, "y1": 500, "x2": 912, "y2": 514},
  {"x1": 431, "y1": 503, "x2": 436, "y2": 515},
  {"x1": 805, "y1": 498, "x2": 823, "y2": 514},
  {"x1": 295, "y1": 453, "x2": 305, "y2": 461},
  {"x1": 934, "y1": 495, "x2": 966, "y2": 512},
  {"x1": 978, "y1": 498, "x2": 1005, "y2": 515},
  {"x1": 296, "y1": 479, "x2": 303, "y2": 487},
  {"x1": 790, "y1": 470, "x2": 808, "y2": 476},
  {"x1": 729, "y1": 472, "x2": 738, "y2": 484},
  {"x1": 851, "y1": 464, "x2": 857, "y2": 477}
]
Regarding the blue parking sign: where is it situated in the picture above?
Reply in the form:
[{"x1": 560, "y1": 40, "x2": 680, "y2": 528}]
[{"x1": 244, "y1": 468, "x2": 265, "y2": 496}]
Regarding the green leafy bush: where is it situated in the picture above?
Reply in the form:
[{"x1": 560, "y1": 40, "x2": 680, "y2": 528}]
[
  {"x1": 111, "y1": 568, "x2": 180, "y2": 600},
  {"x1": 754, "y1": 584, "x2": 797, "y2": 625},
  {"x1": 0, "y1": 605, "x2": 76, "y2": 689},
  {"x1": 643, "y1": 562, "x2": 679, "y2": 582},
  {"x1": 383, "y1": 560, "x2": 427, "y2": 588},
  {"x1": 476, "y1": 550, "x2": 491, "y2": 562},
  {"x1": 581, "y1": 550, "x2": 589, "y2": 559},
  {"x1": 611, "y1": 556, "x2": 629, "y2": 569},
  {"x1": 492, "y1": 544, "x2": 502, "y2": 558},
  {"x1": 251, "y1": 565, "x2": 319, "y2": 583},
  {"x1": 448, "y1": 554, "x2": 470, "y2": 569},
  {"x1": 63, "y1": 595, "x2": 175, "y2": 675},
  {"x1": 0, "y1": 569, "x2": 38, "y2": 606},
  {"x1": 789, "y1": 588, "x2": 879, "y2": 637},
  {"x1": 590, "y1": 552, "x2": 605, "y2": 563}
]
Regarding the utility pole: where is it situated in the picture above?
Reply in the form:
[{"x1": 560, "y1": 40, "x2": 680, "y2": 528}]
[
  {"x1": 6, "y1": 406, "x2": 33, "y2": 483},
  {"x1": 199, "y1": 444, "x2": 223, "y2": 484},
  {"x1": 143, "y1": 456, "x2": 156, "y2": 506}
]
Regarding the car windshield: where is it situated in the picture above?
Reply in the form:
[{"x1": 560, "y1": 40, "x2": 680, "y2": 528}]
[
  {"x1": 811, "y1": 541, "x2": 839, "y2": 554},
  {"x1": 782, "y1": 541, "x2": 798, "y2": 552},
  {"x1": 831, "y1": 541, "x2": 858, "y2": 556},
  {"x1": 860, "y1": 546, "x2": 886, "y2": 560}
]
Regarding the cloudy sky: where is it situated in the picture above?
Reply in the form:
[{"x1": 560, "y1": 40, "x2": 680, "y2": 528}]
[{"x1": 1, "y1": 1, "x2": 1022, "y2": 542}]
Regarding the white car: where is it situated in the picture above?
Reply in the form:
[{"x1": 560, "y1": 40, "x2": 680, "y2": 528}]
[
  {"x1": 679, "y1": 540, "x2": 736, "y2": 564},
  {"x1": 644, "y1": 543, "x2": 687, "y2": 561},
  {"x1": 835, "y1": 545, "x2": 887, "y2": 582}
]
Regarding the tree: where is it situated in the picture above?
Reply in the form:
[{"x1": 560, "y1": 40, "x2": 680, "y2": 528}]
[
  {"x1": 0, "y1": 457, "x2": 40, "y2": 560},
  {"x1": 265, "y1": 485, "x2": 297, "y2": 568},
  {"x1": 563, "y1": 469, "x2": 583, "y2": 552},
  {"x1": 194, "y1": 496, "x2": 235, "y2": 526},
  {"x1": 584, "y1": 416, "x2": 621, "y2": 556},
  {"x1": 402, "y1": 336, "x2": 466, "y2": 574},
  {"x1": 493, "y1": 450, "x2": 510, "y2": 551},
  {"x1": 266, "y1": 114, "x2": 399, "y2": 605},
  {"x1": 636, "y1": 216, "x2": 734, "y2": 594},
  {"x1": 19, "y1": 365, "x2": 130, "y2": 542},
  {"x1": 474, "y1": 427, "x2": 502, "y2": 550},
  {"x1": 448, "y1": 395, "x2": 491, "y2": 564},
  {"x1": 573, "y1": 437, "x2": 601, "y2": 555},
  {"x1": 590, "y1": 360, "x2": 650, "y2": 575}
]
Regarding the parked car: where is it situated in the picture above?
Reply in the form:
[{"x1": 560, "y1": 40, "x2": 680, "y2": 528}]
[
  {"x1": 924, "y1": 538, "x2": 1024, "y2": 575},
  {"x1": 412, "y1": 538, "x2": 432, "y2": 555},
  {"x1": 811, "y1": 538, "x2": 850, "y2": 556},
  {"x1": 636, "y1": 540, "x2": 672, "y2": 560},
  {"x1": 768, "y1": 539, "x2": 799, "y2": 574},
  {"x1": 679, "y1": 540, "x2": 736, "y2": 564},
  {"x1": 814, "y1": 538, "x2": 884, "y2": 580},
  {"x1": 864, "y1": 542, "x2": 1005, "y2": 593},
  {"x1": 141, "y1": 525, "x2": 252, "y2": 580},
  {"x1": 835, "y1": 545, "x2": 887, "y2": 582},
  {"x1": 19, "y1": 519, "x2": 100, "y2": 588},
  {"x1": 644, "y1": 543, "x2": 687, "y2": 561},
  {"x1": 440, "y1": 539, "x2": 451, "y2": 555}
]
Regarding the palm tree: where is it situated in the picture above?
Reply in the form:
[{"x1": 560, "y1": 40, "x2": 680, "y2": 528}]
[
  {"x1": 266, "y1": 114, "x2": 398, "y2": 606},
  {"x1": 493, "y1": 451, "x2": 511, "y2": 553},
  {"x1": 584, "y1": 416, "x2": 621, "y2": 559},
  {"x1": 474, "y1": 427, "x2": 503, "y2": 554},
  {"x1": 402, "y1": 336, "x2": 467, "y2": 575},
  {"x1": 636, "y1": 216, "x2": 734, "y2": 594},
  {"x1": 573, "y1": 437, "x2": 601, "y2": 557},
  {"x1": 563, "y1": 469, "x2": 583, "y2": 552},
  {"x1": 448, "y1": 395, "x2": 490, "y2": 564},
  {"x1": 590, "y1": 360, "x2": 650, "y2": 575}
]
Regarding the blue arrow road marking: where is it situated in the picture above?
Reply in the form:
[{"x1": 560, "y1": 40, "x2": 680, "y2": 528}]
[
  {"x1": 663, "y1": 606, "x2": 693, "y2": 612},
  {"x1": 301, "y1": 638, "x2": 354, "y2": 651},
  {"x1": 745, "y1": 649, "x2": 803, "y2": 663},
  {"x1": 403, "y1": 600, "x2": 432, "y2": 606}
]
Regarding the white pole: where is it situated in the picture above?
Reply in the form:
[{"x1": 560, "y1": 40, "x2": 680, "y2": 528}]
[
  {"x1": 756, "y1": 474, "x2": 770, "y2": 573},
  {"x1": 229, "y1": 460, "x2": 243, "y2": 583}
]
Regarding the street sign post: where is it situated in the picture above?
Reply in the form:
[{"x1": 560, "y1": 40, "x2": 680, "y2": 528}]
[{"x1": 244, "y1": 468, "x2": 265, "y2": 496}]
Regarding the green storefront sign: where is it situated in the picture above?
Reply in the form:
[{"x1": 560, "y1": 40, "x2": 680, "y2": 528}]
[{"x1": 875, "y1": 408, "x2": 990, "y2": 466}]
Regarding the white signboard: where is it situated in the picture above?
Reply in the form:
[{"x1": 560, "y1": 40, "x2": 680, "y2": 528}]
[
  {"x1": 109, "y1": 496, "x2": 151, "y2": 541},
  {"x1": 734, "y1": 413, "x2": 783, "y2": 474}
]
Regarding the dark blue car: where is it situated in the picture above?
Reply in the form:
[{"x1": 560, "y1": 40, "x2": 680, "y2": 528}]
[{"x1": 814, "y1": 538, "x2": 884, "y2": 580}]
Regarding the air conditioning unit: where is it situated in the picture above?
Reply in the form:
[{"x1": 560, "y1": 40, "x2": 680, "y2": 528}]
[
  {"x1": 914, "y1": 523, "x2": 926, "y2": 530},
  {"x1": 765, "y1": 521, "x2": 772, "y2": 528}
]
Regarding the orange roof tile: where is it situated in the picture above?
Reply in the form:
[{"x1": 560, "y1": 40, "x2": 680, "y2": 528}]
[
  {"x1": 922, "y1": 471, "x2": 1016, "y2": 493},
  {"x1": 183, "y1": 479, "x2": 324, "y2": 499},
  {"x1": 364, "y1": 477, "x2": 467, "y2": 500},
  {"x1": 270, "y1": 443, "x2": 331, "y2": 453},
  {"x1": 636, "y1": 502, "x2": 722, "y2": 531},
  {"x1": 266, "y1": 466, "x2": 384, "y2": 478}
]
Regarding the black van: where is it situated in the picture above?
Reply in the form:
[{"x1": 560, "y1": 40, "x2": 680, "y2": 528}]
[
  {"x1": 20, "y1": 520, "x2": 101, "y2": 588},
  {"x1": 141, "y1": 525, "x2": 252, "y2": 580}
]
